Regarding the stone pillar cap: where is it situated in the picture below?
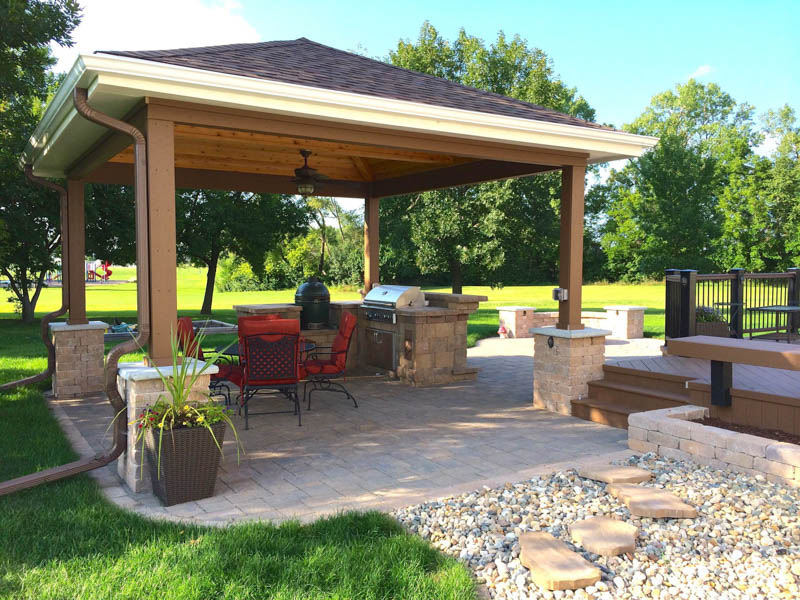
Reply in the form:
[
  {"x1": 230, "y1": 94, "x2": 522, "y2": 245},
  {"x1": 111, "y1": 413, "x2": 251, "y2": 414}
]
[
  {"x1": 117, "y1": 359, "x2": 219, "y2": 381},
  {"x1": 530, "y1": 326, "x2": 612, "y2": 338},
  {"x1": 49, "y1": 320, "x2": 108, "y2": 331},
  {"x1": 496, "y1": 305, "x2": 537, "y2": 311},
  {"x1": 603, "y1": 305, "x2": 648, "y2": 311}
]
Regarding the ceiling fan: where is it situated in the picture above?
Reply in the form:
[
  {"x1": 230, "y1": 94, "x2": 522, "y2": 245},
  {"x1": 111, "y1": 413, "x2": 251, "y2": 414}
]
[{"x1": 292, "y1": 149, "x2": 329, "y2": 196}]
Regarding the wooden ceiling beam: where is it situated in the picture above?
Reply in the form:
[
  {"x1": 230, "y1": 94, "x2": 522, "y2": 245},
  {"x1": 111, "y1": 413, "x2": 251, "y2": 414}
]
[
  {"x1": 370, "y1": 160, "x2": 556, "y2": 198},
  {"x1": 82, "y1": 162, "x2": 369, "y2": 197},
  {"x1": 350, "y1": 156, "x2": 373, "y2": 181}
]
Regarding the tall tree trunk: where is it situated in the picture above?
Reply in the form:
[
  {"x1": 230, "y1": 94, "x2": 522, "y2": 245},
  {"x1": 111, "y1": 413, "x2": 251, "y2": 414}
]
[
  {"x1": 20, "y1": 297, "x2": 35, "y2": 324},
  {"x1": 201, "y1": 255, "x2": 218, "y2": 315},
  {"x1": 451, "y1": 259, "x2": 463, "y2": 294}
]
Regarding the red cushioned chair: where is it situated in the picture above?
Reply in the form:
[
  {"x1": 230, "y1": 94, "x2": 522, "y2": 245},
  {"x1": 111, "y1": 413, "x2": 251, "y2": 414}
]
[
  {"x1": 300, "y1": 311, "x2": 358, "y2": 411},
  {"x1": 176, "y1": 317, "x2": 242, "y2": 405},
  {"x1": 238, "y1": 317, "x2": 302, "y2": 429}
]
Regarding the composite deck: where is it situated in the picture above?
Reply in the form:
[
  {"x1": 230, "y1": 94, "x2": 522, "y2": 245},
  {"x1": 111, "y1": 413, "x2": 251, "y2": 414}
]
[{"x1": 606, "y1": 355, "x2": 800, "y2": 400}]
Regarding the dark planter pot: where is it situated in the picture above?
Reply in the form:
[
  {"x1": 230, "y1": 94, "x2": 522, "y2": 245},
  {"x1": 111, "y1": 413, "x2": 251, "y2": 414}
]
[
  {"x1": 145, "y1": 421, "x2": 226, "y2": 506},
  {"x1": 696, "y1": 321, "x2": 731, "y2": 338}
]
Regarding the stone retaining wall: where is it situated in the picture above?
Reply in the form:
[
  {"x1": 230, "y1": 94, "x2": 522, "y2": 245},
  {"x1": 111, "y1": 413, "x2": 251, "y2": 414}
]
[{"x1": 628, "y1": 405, "x2": 800, "y2": 488}]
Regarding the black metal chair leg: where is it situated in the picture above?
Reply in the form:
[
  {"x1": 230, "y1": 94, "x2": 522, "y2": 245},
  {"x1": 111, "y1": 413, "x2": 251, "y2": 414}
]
[{"x1": 304, "y1": 380, "x2": 311, "y2": 410}]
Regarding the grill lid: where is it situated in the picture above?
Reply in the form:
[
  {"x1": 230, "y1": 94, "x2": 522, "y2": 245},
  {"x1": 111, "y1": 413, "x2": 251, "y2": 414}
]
[{"x1": 363, "y1": 285, "x2": 425, "y2": 309}]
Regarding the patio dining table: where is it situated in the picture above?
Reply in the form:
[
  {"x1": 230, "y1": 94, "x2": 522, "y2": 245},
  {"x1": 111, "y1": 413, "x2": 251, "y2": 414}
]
[{"x1": 745, "y1": 305, "x2": 800, "y2": 343}]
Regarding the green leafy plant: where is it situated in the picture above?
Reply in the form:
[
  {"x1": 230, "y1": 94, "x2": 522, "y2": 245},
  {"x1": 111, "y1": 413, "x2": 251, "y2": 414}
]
[
  {"x1": 130, "y1": 328, "x2": 242, "y2": 479},
  {"x1": 696, "y1": 306, "x2": 726, "y2": 323}
]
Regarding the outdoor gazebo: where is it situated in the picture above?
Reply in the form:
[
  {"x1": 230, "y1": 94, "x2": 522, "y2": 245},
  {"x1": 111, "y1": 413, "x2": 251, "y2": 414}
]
[
  {"x1": 8, "y1": 38, "x2": 657, "y2": 493},
  {"x1": 24, "y1": 37, "x2": 655, "y2": 361}
]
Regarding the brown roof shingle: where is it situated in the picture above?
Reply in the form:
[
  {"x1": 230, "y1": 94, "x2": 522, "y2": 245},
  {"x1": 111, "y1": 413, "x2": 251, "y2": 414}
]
[{"x1": 99, "y1": 38, "x2": 607, "y2": 130}]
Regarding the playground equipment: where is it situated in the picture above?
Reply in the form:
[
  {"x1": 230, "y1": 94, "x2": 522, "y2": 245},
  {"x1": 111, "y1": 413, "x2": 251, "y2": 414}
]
[{"x1": 86, "y1": 260, "x2": 112, "y2": 282}]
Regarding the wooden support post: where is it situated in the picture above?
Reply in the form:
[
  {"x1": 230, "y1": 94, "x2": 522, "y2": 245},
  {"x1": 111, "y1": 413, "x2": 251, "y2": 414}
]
[
  {"x1": 364, "y1": 196, "x2": 379, "y2": 294},
  {"x1": 145, "y1": 117, "x2": 177, "y2": 365},
  {"x1": 710, "y1": 360, "x2": 732, "y2": 407},
  {"x1": 65, "y1": 179, "x2": 87, "y2": 325},
  {"x1": 556, "y1": 165, "x2": 585, "y2": 330}
]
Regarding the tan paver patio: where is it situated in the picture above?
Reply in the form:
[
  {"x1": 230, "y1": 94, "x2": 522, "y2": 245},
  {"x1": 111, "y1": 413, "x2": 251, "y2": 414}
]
[{"x1": 52, "y1": 337, "x2": 662, "y2": 525}]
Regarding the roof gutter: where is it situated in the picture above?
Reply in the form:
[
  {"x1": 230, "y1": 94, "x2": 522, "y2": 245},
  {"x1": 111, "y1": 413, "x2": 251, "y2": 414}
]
[
  {"x1": 0, "y1": 168, "x2": 69, "y2": 392},
  {"x1": 0, "y1": 88, "x2": 150, "y2": 496}
]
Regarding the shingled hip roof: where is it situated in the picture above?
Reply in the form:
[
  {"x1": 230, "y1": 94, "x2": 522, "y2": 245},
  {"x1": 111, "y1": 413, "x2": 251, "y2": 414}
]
[{"x1": 98, "y1": 37, "x2": 608, "y2": 131}]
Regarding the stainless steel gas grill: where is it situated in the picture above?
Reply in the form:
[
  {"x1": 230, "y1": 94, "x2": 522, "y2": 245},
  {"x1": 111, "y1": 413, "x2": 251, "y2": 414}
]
[{"x1": 362, "y1": 285, "x2": 426, "y2": 324}]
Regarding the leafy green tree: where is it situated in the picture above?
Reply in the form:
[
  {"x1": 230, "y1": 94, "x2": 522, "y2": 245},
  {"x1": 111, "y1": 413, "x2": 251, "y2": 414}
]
[
  {"x1": 0, "y1": 91, "x2": 62, "y2": 322},
  {"x1": 762, "y1": 105, "x2": 800, "y2": 267},
  {"x1": 85, "y1": 184, "x2": 136, "y2": 265},
  {"x1": 386, "y1": 22, "x2": 597, "y2": 290},
  {"x1": 176, "y1": 189, "x2": 307, "y2": 313},
  {"x1": 0, "y1": 0, "x2": 80, "y2": 322},
  {"x1": 408, "y1": 182, "x2": 511, "y2": 293},
  {"x1": 594, "y1": 80, "x2": 761, "y2": 279},
  {"x1": 0, "y1": 0, "x2": 81, "y2": 99}
]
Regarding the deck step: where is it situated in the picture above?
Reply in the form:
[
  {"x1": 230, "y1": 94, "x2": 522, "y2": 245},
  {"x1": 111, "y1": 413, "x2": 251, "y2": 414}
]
[
  {"x1": 602, "y1": 364, "x2": 693, "y2": 397},
  {"x1": 571, "y1": 398, "x2": 636, "y2": 429},
  {"x1": 587, "y1": 380, "x2": 690, "y2": 411}
]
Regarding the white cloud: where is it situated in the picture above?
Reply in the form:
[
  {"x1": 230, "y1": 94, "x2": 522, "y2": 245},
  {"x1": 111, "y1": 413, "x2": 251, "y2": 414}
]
[
  {"x1": 51, "y1": 0, "x2": 259, "y2": 72},
  {"x1": 687, "y1": 64, "x2": 712, "y2": 80}
]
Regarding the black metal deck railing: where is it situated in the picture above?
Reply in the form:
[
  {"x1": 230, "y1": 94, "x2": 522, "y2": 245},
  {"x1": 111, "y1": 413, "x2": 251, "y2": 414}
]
[{"x1": 664, "y1": 268, "x2": 800, "y2": 341}]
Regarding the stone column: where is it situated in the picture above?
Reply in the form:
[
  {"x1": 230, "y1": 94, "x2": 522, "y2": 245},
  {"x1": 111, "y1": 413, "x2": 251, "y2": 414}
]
[
  {"x1": 115, "y1": 360, "x2": 218, "y2": 493},
  {"x1": 531, "y1": 326, "x2": 610, "y2": 416},
  {"x1": 603, "y1": 305, "x2": 646, "y2": 339},
  {"x1": 496, "y1": 306, "x2": 537, "y2": 338},
  {"x1": 49, "y1": 321, "x2": 107, "y2": 398}
]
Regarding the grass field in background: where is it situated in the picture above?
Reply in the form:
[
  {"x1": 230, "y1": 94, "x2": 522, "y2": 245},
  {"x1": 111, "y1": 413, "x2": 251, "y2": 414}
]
[{"x1": 1, "y1": 266, "x2": 665, "y2": 348}]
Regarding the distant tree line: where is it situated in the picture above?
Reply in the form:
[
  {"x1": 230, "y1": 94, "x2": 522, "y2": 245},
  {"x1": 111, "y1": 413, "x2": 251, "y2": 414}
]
[{"x1": 2, "y1": 14, "x2": 798, "y2": 321}]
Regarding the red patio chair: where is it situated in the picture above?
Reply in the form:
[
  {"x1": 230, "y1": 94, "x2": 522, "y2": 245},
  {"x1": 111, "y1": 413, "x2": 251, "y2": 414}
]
[
  {"x1": 176, "y1": 317, "x2": 242, "y2": 405},
  {"x1": 300, "y1": 311, "x2": 358, "y2": 411},
  {"x1": 238, "y1": 317, "x2": 302, "y2": 429}
]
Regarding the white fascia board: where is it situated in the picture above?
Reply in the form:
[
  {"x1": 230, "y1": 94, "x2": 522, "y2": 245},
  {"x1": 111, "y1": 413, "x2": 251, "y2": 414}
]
[{"x1": 24, "y1": 53, "x2": 658, "y2": 175}]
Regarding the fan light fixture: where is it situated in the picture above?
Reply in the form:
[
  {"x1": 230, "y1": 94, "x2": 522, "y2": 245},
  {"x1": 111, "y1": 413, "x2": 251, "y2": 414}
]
[{"x1": 293, "y1": 149, "x2": 328, "y2": 196}]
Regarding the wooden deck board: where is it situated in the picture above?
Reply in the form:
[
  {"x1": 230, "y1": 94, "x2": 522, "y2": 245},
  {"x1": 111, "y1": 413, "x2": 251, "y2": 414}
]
[{"x1": 608, "y1": 355, "x2": 800, "y2": 400}]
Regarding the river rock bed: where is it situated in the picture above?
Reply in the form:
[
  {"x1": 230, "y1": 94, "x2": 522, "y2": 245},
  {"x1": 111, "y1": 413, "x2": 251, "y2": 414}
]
[{"x1": 391, "y1": 454, "x2": 799, "y2": 599}]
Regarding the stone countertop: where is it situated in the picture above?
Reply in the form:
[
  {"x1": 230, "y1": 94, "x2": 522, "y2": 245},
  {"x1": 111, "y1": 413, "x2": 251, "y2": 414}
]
[
  {"x1": 424, "y1": 292, "x2": 489, "y2": 303},
  {"x1": 394, "y1": 305, "x2": 464, "y2": 317},
  {"x1": 233, "y1": 303, "x2": 302, "y2": 314}
]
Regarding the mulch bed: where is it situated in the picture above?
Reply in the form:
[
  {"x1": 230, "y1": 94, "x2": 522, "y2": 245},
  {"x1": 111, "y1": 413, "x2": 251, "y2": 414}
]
[{"x1": 692, "y1": 417, "x2": 800, "y2": 446}]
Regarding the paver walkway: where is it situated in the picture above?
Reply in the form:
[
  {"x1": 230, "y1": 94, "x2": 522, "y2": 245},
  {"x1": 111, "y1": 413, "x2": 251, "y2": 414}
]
[{"x1": 52, "y1": 336, "x2": 662, "y2": 525}]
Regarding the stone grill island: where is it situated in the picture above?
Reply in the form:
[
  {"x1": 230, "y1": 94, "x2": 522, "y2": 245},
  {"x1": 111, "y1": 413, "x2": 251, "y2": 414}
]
[{"x1": 234, "y1": 291, "x2": 486, "y2": 386}]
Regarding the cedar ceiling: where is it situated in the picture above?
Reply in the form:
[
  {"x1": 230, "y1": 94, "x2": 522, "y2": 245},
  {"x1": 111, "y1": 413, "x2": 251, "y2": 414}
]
[{"x1": 107, "y1": 123, "x2": 474, "y2": 181}]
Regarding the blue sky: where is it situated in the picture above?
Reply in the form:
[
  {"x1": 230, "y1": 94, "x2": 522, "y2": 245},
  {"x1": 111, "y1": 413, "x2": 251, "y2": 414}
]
[{"x1": 240, "y1": 0, "x2": 799, "y2": 128}]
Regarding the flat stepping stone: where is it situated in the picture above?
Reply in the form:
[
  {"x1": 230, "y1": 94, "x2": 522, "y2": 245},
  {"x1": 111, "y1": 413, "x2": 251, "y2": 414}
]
[
  {"x1": 578, "y1": 465, "x2": 652, "y2": 484},
  {"x1": 607, "y1": 483, "x2": 697, "y2": 518},
  {"x1": 570, "y1": 516, "x2": 638, "y2": 556},
  {"x1": 520, "y1": 531, "x2": 601, "y2": 591}
]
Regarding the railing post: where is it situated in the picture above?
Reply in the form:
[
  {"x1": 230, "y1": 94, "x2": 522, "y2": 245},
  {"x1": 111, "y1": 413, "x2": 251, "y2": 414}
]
[
  {"x1": 679, "y1": 269, "x2": 697, "y2": 338},
  {"x1": 788, "y1": 267, "x2": 800, "y2": 335},
  {"x1": 665, "y1": 269, "x2": 678, "y2": 342},
  {"x1": 729, "y1": 268, "x2": 746, "y2": 338}
]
